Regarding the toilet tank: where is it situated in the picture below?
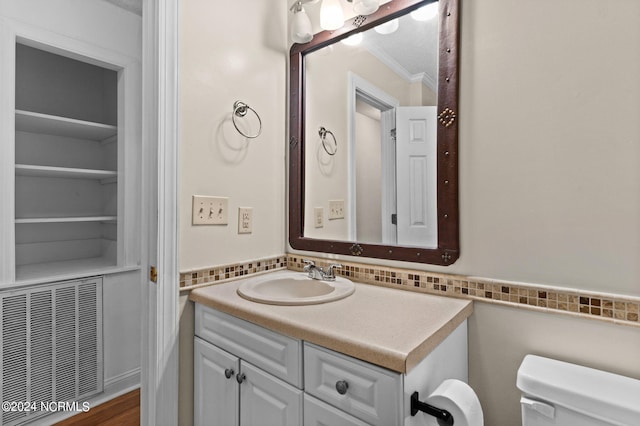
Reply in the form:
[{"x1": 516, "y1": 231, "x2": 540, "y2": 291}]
[{"x1": 516, "y1": 355, "x2": 640, "y2": 426}]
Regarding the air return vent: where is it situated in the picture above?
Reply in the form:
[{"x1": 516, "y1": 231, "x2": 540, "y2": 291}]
[{"x1": 0, "y1": 278, "x2": 103, "y2": 426}]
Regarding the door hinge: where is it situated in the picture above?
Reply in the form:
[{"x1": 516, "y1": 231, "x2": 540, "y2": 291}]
[
  {"x1": 391, "y1": 213, "x2": 397, "y2": 225},
  {"x1": 150, "y1": 266, "x2": 158, "y2": 283}
]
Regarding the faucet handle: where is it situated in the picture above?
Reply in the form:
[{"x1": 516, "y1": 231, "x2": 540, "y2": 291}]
[{"x1": 303, "y1": 259, "x2": 315, "y2": 271}]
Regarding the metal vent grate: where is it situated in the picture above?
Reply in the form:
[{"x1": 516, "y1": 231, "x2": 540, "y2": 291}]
[{"x1": 0, "y1": 278, "x2": 103, "y2": 426}]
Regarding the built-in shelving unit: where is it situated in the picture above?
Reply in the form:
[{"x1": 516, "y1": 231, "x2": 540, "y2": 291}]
[
  {"x1": 15, "y1": 164, "x2": 118, "y2": 182},
  {"x1": 15, "y1": 109, "x2": 117, "y2": 141},
  {"x1": 13, "y1": 43, "x2": 120, "y2": 282}
]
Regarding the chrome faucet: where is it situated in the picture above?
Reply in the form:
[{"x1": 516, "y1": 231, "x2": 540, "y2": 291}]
[{"x1": 303, "y1": 260, "x2": 342, "y2": 281}]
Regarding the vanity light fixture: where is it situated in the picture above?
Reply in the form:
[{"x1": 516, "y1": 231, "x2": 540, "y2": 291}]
[
  {"x1": 352, "y1": 0, "x2": 380, "y2": 15},
  {"x1": 320, "y1": 0, "x2": 345, "y2": 31},
  {"x1": 291, "y1": 1, "x2": 314, "y2": 43},
  {"x1": 290, "y1": 0, "x2": 381, "y2": 43}
]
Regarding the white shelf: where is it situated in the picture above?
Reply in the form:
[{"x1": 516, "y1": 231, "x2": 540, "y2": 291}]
[
  {"x1": 15, "y1": 216, "x2": 117, "y2": 224},
  {"x1": 15, "y1": 164, "x2": 117, "y2": 182},
  {"x1": 15, "y1": 258, "x2": 140, "y2": 285},
  {"x1": 15, "y1": 109, "x2": 117, "y2": 141}
]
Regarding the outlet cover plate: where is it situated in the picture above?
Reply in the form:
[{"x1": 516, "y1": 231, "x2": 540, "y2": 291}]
[
  {"x1": 192, "y1": 195, "x2": 229, "y2": 225},
  {"x1": 238, "y1": 207, "x2": 253, "y2": 234},
  {"x1": 314, "y1": 207, "x2": 324, "y2": 228}
]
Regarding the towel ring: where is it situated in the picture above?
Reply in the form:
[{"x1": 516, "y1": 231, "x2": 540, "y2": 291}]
[
  {"x1": 318, "y1": 126, "x2": 337, "y2": 156},
  {"x1": 232, "y1": 101, "x2": 262, "y2": 139}
]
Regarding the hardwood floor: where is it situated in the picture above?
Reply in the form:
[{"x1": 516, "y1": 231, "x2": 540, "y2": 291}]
[{"x1": 54, "y1": 389, "x2": 140, "y2": 426}]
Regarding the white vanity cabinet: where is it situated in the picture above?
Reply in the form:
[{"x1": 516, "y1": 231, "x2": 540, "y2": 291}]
[
  {"x1": 194, "y1": 306, "x2": 303, "y2": 426},
  {"x1": 194, "y1": 303, "x2": 469, "y2": 426}
]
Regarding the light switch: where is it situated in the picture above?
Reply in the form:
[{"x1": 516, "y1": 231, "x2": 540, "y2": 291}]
[
  {"x1": 328, "y1": 199, "x2": 344, "y2": 220},
  {"x1": 192, "y1": 195, "x2": 228, "y2": 225}
]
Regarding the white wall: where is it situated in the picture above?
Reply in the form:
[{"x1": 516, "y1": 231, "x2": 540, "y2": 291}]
[
  {"x1": 290, "y1": 0, "x2": 640, "y2": 425},
  {"x1": 178, "y1": 0, "x2": 287, "y2": 271},
  {"x1": 177, "y1": 1, "x2": 288, "y2": 424},
  {"x1": 176, "y1": 0, "x2": 640, "y2": 424},
  {"x1": 298, "y1": 0, "x2": 640, "y2": 297}
]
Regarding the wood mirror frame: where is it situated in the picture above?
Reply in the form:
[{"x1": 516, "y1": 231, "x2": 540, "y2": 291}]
[{"x1": 289, "y1": 0, "x2": 460, "y2": 265}]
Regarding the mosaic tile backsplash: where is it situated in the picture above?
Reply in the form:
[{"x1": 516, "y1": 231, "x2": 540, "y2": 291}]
[
  {"x1": 180, "y1": 255, "x2": 287, "y2": 288},
  {"x1": 180, "y1": 254, "x2": 639, "y2": 327}
]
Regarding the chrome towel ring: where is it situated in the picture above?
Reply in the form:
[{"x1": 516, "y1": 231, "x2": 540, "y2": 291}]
[
  {"x1": 232, "y1": 101, "x2": 262, "y2": 139},
  {"x1": 318, "y1": 126, "x2": 337, "y2": 155}
]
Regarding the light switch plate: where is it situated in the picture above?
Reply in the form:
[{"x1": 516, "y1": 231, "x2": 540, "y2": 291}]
[
  {"x1": 328, "y1": 199, "x2": 344, "y2": 220},
  {"x1": 314, "y1": 207, "x2": 324, "y2": 228},
  {"x1": 238, "y1": 207, "x2": 253, "y2": 234},
  {"x1": 192, "y1": 195, "x2": 228, "y2": 225}
]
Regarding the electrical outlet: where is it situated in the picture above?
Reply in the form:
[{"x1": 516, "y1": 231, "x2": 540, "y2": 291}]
[
  {"x1": 192, "y1": 195, "x2": 228, "y2": 225},
  {"x1": 328, "y1": 199, "x2": 344, "y2": 220},
  {"x1": 314, "y1": 207, "x2": 324, "y2": 228},
  {"x1": 238, "y1": 207, "x2": 253, "y2": 234}
]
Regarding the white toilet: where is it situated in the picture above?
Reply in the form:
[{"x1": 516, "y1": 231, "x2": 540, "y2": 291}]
[{"x1": 517, "y1": 355, "x2": 640, "y2": 426}]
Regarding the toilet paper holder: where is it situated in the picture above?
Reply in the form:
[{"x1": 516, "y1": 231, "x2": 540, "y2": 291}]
[{"x1": 411, "y1": 391, "x2": 454, "y2": 425}]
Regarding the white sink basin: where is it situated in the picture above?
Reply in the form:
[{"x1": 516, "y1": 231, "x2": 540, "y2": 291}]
[{"x1": 237, "y1": 270, "x2": 355, "y2": 305}]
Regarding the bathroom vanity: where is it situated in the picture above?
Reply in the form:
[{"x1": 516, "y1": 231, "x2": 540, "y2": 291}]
[{"x1": 189, "y1": 272, "x2": 473, "y2": 426}]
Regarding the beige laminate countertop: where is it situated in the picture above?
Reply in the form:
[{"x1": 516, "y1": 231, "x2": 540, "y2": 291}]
[{"x1": 189, "y1": 272, "x2": 473, "y2": 374}]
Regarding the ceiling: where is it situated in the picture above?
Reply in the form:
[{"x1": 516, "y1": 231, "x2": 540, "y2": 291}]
[
  {"x1": 361, "y1": 10, "x2": 439, "y2": 91},
  {"x1": 99, "y1": 0, "x2": 438, "y2": 90}
]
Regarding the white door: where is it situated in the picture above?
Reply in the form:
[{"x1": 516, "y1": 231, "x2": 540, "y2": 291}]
[
  {"x1": 194, "y1": 338, "x2": 240, "y2": 426},
  {"x1": 395, "y1": 106, "x2": 438, "y2": 248},
  {"x1": 239, "y1": 361, "x2": 303, "y2": 426}
]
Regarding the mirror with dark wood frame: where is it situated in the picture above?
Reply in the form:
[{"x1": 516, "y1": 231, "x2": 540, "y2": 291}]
[{"x1": 289, "y1": 0, "x2": 460, "y2": 265}]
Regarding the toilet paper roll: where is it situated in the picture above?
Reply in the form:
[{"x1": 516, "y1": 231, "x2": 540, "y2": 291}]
[{"x1": 425, "y1": 379, "x2": 484, "y2": 426}]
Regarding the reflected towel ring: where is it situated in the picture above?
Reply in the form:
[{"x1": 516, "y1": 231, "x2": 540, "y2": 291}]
[
  {"x1": 232, "y1": 101, "x2": 262, "y2": 139},
  {"x1": 318, "y1": 126, "x2": 337, "y2": 155}
]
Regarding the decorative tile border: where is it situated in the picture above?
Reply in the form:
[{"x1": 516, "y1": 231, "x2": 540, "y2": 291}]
[
  {"x1": 286, "y1": 255, "x2": 640, "y2": 327},
  {"x1": 179, "y1": 253, "x2": 639, "y2": 327},
  {"x1": 179, "y1": 255, "x2": 287, "y2": 289}
]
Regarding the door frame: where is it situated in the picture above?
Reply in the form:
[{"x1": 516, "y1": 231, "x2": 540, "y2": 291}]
[
  {"x1": 141, "y1": 0, "x2": 180, "y2": 424},
  {"x1": 346, "y1": 72, "x2": 399, "y2": 243}
]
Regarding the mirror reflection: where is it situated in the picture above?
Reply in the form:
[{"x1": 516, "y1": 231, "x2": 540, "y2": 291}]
[{"x1": 303, "y1": 2, "x2": 440, "y2": 248}]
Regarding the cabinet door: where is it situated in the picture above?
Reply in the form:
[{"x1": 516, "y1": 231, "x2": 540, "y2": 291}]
[
  {"x1": 194, "y1": 337, "x2": 240, "y2": 426},
  {"x1": 239, "y1": 361, "x2": 303, "y2": 426}
]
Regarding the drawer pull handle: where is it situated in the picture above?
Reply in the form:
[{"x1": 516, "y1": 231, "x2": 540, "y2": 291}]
[
  {"x1": 236, "y1": 373, "x2": 246, "y2": 384},
  {"x1": 224, "y1": 368, "x2": 235, "y2": 379},
  {"x1": 335, "y1": 380, "x2": 349, "y2": 395}
]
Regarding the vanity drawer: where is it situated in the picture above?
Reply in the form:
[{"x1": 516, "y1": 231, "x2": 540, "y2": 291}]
[
  {"x1": 195, "y1": 304, "x2": 302, "y2": 387},
  {"x1": 303, "y1": 343, "x2": 402, "y2": 426},
  {"x1": 304, "y1": 394, "x2": 369, "y2": 426}
]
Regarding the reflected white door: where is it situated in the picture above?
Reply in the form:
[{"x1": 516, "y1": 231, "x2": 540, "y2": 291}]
[{"x1": 395, "y1": 106, "x2": 437, "y2": 248}]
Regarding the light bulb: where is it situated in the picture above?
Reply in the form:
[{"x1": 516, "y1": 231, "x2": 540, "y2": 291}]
[
  {"x1": 320, "y1": 0, "x2": 345, "y2": 31},
  {"x1": 353, "y1": 0, "x2": 380, "y2": 15},
  {"x1": 291, "y1": 6, "x2": 313, "y2": 43},
  {"x1": 374, "y1": 18, "x2": 399, "y2": 35}
]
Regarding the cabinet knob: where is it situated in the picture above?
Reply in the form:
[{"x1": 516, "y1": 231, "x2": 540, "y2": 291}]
[
  {"x1": 335, "y1": 380, "x2": 349, "y2": 395},
  {"x1": 224, "y1": 368, "x2": 234, "y2": 379},
  {"x1": 236, "y1": 373, "x2": 246, "y2": 384}
]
